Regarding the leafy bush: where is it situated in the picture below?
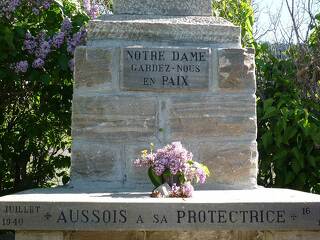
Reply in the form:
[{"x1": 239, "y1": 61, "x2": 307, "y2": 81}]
[
  {"x1": 0, "y1": 0, "x2": 90, "y2": 195},
  {"x1": 212, "y1": 0, "x2": 254, "y2": 47},
  {"x1": 256, "y1": 44, "x2": 320, "y2": 193}
]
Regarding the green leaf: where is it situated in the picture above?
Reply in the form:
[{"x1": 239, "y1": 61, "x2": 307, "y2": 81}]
[
  {"x1": 307, "y1": 156, "x2": 317, "y2": 168},
  {"x1": 292, "y1": 147, "x2": 304, "y2": 169},
  {"x1": 261, "y1": 131, "x2": 273, "y2": 149},
  {"x1": 284, "y1": 171, "x2": 295, "y2": 185},
  {"x1": 291, "y1": 161, "x2": 300, "y2": 174},
  {"x1": 263, "y1": 106, "x2": 278, "y2": 119},
  {"x1": 148, "y1": 167, "x2": 162, "y2": 187},
  {"x1": 58, "y1": 54, "x2": 69, "y2": 71}
]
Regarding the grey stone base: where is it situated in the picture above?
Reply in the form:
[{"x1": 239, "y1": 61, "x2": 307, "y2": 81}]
[
  {"x1": 1, "y1": 188, "x2": 320, "y2": 231},
  {"x1": 14, "y1": 230, "x2": 320, "y2": 240}
]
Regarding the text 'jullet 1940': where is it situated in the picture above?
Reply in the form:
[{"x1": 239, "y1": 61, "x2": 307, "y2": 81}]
[{"x1": 122, "y1": 48, "x2": 210, "y2": 91}]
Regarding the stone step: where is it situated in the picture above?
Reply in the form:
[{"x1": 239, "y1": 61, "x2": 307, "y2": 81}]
[
  {"x1": 88, "y1": 15, "x2": 240, "y2": 44},
  {"x1": 1, "y1": 188, "x2": 320, "y2": 231}
]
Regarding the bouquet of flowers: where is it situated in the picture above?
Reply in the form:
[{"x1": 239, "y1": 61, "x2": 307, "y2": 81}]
[{"x1": 133, "y1": 142, "x2": 210, "y2": 198}]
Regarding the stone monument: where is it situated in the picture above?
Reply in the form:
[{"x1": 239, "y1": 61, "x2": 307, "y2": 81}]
[{"x1": 1, "y1": 0, "x2": 320, "y2": 239}]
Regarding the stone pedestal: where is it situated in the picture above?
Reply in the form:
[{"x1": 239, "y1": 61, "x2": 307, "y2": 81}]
[{"x1": 1, "y1": 0, "x2": 320, "y2": 239}]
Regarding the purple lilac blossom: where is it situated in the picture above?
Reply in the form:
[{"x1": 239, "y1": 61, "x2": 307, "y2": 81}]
[
  {"x1": 1, "y1": 0, "x2": 21, "y2": 19},
  {"x1": 32, "y1": 58, "x2": 44, "y2": 68},
  {"x1": 83, "y1": 0, "x2": 91, "y2": 12},
  {"x1": 36, "y1": 40, "x2": 51, "y2": 59},
  {"x1": 52, "y1": 32, "x2": 65, "y2": 48},
  {"x1": 24, "y1": 33, "x2": 37, "y2": 54},
  {"x1": 67, "y1": 28, "x2": 87, "y2": 54},
  {"x1": 43, "y1": 1, "x2": 51, "y2": 9},
  {"x1": 180, "y1": 182, "x2": 194, "y2": 197},
  {"x1": 83, "y1": 0, "x2": 99, "y2": 19},
  {"x1": 134, "y1": 141, "x2": 209, "y2": 191},
  {"x1": 15, "y1": 60, "x2": 28, "y2": 73},
  {"x1": 89, "y1": 4, "x2": 99, "y2": 19},
  {"x1": 61, "y1": 18, "x2": 72, "y2": 33},
  {"x1": 32, "y1": 7, "x2": 39, "y2": 15}
]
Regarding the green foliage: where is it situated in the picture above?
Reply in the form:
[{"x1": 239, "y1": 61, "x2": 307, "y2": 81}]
[
  {"x1": 0, "y1": 0, "x2": 89, "y2": 195},
  {"x1": 212, "y1": 0, "x2": 254, "y2": 47},
  {"x1": 256, "y1": 44, "x2": 320, "y2": 193},
  {"x1": 148, "y1": 167, "x2": 162, "y2": 187}
]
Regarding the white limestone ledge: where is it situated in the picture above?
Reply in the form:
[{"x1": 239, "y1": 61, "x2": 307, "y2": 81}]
[
  {"x1": 1, "y1": 188, "x2": 320, "y2": 231},
  {"x1": 88, "y1": 15, "x2": 241, "y2": 44}
]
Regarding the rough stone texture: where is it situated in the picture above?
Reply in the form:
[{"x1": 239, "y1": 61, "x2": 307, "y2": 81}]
[
  {"x1": 74, "y1": 47, "x2": 113, "y2": 89},
  {"x1": 88, "y1": 15, "x2": 240, "y2": 44},
  {"x1": 264, "y1": 231, "x2": 320, "y2": 240},
  {"x1": 168, "y1": 94, "x2": 257, "y2": 140},
  {"x1": 218, "y1": 48, "x2": 256, "y2": 92},
  {"x1": 15, "y1": 231, "x2": 64, "y2": 240},
  {"x1": 69, "y1": 231, "x2": 260, "y2": 240},
  {"x1": 72, "y1": 95, "x2": 158, "y2": 142},
  {"x1": 113, "y1": 0, "x2": 212, "y2": 16},
  {"x1": 71, "y1": 140, "x2": 123, "y2": 182},
  {"x1": 124, "y1": 143, "x2": 154, "y2": 187},
  {"x1": 13, "y1": 230, "x2": 320, "y2": 240},
  {"x1": 198, "y1": 141, "x2": 258, "y2": 188}
]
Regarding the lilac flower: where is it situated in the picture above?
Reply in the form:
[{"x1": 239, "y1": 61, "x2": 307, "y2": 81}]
[
  {"x1": 134, "y1": 141, "x2": 210, "y2": 197},
  {"x1": 36, "y1": 40, "x2": 51, "y2": 59},
  {"x1": 24, "y1": 33, "x2": 37, "y2": 54},
  {"x1": 67, "y1": 28, "x2": 87, "y2": 54},
  {"x1": 32, "y1": 7, "x2": 39, "y2": 15},
  {"x1": 180, "y1": 182, "x2": 194, "y2": 197},
  {"x1": 83, "y1": 0, "x2": 99, "y2": 19},
  {"x1": 89, "y1": 4, "x2": 99, "y2": 19},
  {"x1": 15, "y1": 60, "x2": 28, "y2": 73},
  {"x1": 43, "y1": 1, "x2": 51, "y2": 9},
  {"x1": 32, "y1": 58, "x2": 44, "y2": 68},
  {"x1": 1, "y1": 0, "x2": 21, "y2": 19},
  {"x1": 83, "y1": 0, "x2": 91, "y2": 13},
  {"x1": 61, "y1": 18, "x2": 72, "y2": 33},
  {"x1": 52, "y1": 32, "x2": 65, "y2": 48}
]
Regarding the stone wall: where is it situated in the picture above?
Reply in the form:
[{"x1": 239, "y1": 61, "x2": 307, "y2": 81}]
[{"x1": 71, "y1": 43, "x2": 257, "y2": 190}]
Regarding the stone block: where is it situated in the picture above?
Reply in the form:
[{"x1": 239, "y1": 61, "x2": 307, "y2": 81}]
[
  {"x1": 15, "y1": 231, "x2": 64, "y2": 240},
  {"x1": 113, "y1": 0, "x2": 212, "y2": 16},
  {"x1": 74, "y1": 47, "x2": 113, "y2": 89},
  {"x1": 69, "y1": 230, "x2": 260, "y2": 240},
  {"x1": 124, "y1": 144, "x2": 153, "y2": 186},
  {"x1": 264, "y1": 231, "x2": 320, "y2": 240},
  {"x1": 198, "y1": 141, "x2": 258, "y2": 188},
  {"x1": 88, "y1": 15, "x2": 240, "y2": 44},
  {"x1": 72, "y1": 95, "x2": 158, "y2": 142},
  {"x1": 1, "y1": 189, "x2": 320, "y2": 231},
  {"x1": 168, "y1": 95, "x2": 256, "y2": 140},
  {"x1": 71, "y1": 140, "x2": 123, "y2": 182},
  {"x1": 218, "y1": 48, "x2": 255, "y2": 92}
]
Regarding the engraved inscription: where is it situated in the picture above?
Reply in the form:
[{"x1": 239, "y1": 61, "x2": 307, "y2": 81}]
[
  {"x1": 0, "y1": 203, "x2": 320, "y2": 230},
  {"x1": 122, "y1": 48, "x2": 210, "y2": 91}
]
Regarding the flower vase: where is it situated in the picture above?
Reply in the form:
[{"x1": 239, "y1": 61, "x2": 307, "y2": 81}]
[{"x1": 162, "y1": 174, "x2": 180, "y2": 187}]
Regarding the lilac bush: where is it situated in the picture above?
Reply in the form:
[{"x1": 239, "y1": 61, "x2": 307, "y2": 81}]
[
  {"x1": 0, "y1": 0, "x2": 103, "y2": 193},
  {"x1": 134, "y1": 142, "x2": 210, "y2": 197}
]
